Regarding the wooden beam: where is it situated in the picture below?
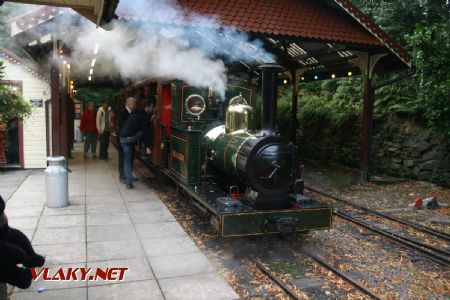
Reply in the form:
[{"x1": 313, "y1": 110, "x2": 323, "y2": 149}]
[
  {"x1": 258, "y1": 37, "x2": 301, "y2": 69},
  {"x1": 51, "y1": 59, "x2": 61, "y2": 156},
  {"x1": 292, "y1": 45, "x2": 346, "y2": 61},
  {"x1": 300, "y1": 56, "x2": 356, "y2": 70},
  {"x1": 351, "y1": 52, "x2": 386, "y2": 182},
  {"x1": 60, "y1": 90, "x2": 68, "y2": 157},
  {"x1": 360, "y1": 70, "x2": 374, "y2": 182},
  {"x1": 7, "y1": 1, "x2": 93, "y2": 11}
]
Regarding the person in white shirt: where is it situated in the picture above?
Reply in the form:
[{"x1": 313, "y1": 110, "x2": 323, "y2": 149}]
[{"x1": 96, "y1": 100, "x2": 112, "y2": 161}]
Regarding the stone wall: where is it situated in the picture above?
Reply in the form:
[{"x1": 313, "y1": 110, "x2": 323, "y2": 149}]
[{"x1": 298, "y1": 118, "x2": 450, "y2": 186}]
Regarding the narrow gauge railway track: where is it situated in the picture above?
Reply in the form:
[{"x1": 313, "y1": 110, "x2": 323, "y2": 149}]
[
  {"x1": 251, "y1": 257, "x2": 303, "y2": 300},
  {"x1": 297, "y1": 247, "x2": 382, "y2": 300},
  {"x1": 305, "y1": 186, "x2": 450, "y2": 241},
  {"x1": 304, "y1": 186, "x2": 450, "y2": 267},
  {"x1": 252, "y1": 250, "x2": 381, "y2": 299}
]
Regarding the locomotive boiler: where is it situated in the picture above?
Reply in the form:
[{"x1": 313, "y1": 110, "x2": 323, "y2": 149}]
[{"x1": 205, "y1": 65, "x2": 299, "y2": 209}]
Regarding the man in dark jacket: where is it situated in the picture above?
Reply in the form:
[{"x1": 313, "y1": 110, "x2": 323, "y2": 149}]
[
  {"x1": 0, "y1": 196, "x2": 45, "y2": 289},
  {"x1": 120, "y1": 98, "x2": 154, "y2": 189},
  {"x1": 116, "y1": 97, "x2": 137, "y2": 183}
]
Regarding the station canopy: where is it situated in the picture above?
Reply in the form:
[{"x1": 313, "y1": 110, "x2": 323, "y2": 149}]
[
  {"x1": 115, "y1": 0, "x2": 411, "y2": 81},
  {"x1": 3, "y1": 0, "x2": 411, "y2": 84},
  {"x1": 4, "y1": 0, "x2": 118, "y2": 26}
]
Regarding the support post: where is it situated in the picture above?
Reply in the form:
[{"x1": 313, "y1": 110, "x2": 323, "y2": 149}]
[
  {"x1": 360, "y1": 70, "x2": 374, "y2": 182},
  {"x1": 351, "y1": 52, "x2": 386, "y2": 182},
  {"x1": 290, "y1": 68, "x2": 298, "y2": 144},
  {"x1": 51, "y1": 59, "x2": 61, "y2": 156},
  {"x1": 60, "y1": 90, "x2": 68, "y2": 157}
]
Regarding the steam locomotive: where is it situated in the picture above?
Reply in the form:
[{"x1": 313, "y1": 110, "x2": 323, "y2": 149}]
[{"x1": 114, "y1": 64, "x2": 332, "y2": 236}]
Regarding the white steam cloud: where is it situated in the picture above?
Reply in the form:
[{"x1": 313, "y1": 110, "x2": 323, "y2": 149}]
[
  {"x1": 70, "y1": 21, "x2": 228, "y2": 96},
  {"x1": 67, "y1": 0, "x2": 274, "y2": 97}
]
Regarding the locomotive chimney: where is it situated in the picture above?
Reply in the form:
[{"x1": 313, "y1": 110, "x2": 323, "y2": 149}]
[{"x1": 259, "y1": 63, "x2": 283, "y2": 134}]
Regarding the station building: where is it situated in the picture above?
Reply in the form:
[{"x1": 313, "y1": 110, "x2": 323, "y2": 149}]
[{"x1": 0, "y1": 47, "x2": 50, "y2": 168}]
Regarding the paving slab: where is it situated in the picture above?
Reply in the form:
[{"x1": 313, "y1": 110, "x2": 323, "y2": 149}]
[
  {"x1": 87, "y1": 239, "x2": 145, "y2": 261},
  {"x1": 33, "y1": 226, "x2": 85, "y2": 245},
  {"x1": 33, "y1": 242, "x2": 86, "y2": 265},
  {"x1": 135, "y1": 222, "x2": 186, "y2": 239},
  {"x1": 129, "y1": 210, "x2": 176, "y2": 224},
  {"x1": 4, "y1": 205, "x2": 43, "y2": 218},
  {"x1": 6, "y1": 195, "x2": 45, "y2": 207},
  {"x1": 0, "y1": 169, "x2": 30, "y2": 200},
  {"x1": 141, "y1": 235, "x2": 200, "y2": 257},
  {"x1": 7, "y1": 216, "x2": 39, "y2": 230},
  {"x1": 125, "y1": 200, "x2": 167, "y2": 212},
  {"x1": 5, "y1": 143, "x2": 238, "y2": 299},
  {"x1": 86, "y1": 212, "x2": 132, "y2": 226},
  {"x1": 11, "y1": 287, "x2": 87, "y2": 300},
  {"x1": 38, "y1": 214, "x2": 85, "y2": 228},
  {"x1": 88, "y1": 280, "x2": 163, "y2": 300},
  {"x1": 0, "y1": 186, "x2": 19, "y2": 200},
  {"x1": 149, "y1": 252, "x2": 216, "y2": 279},
  {"x1": 159, "y1": 273, "x2": 239, "y2": 300},
  {"x1": 87, "y1": 258, "x2": 155, "y2": 286},
  {"x1": 86, "y1": 194, "x2": 124, "y2": 204},
  {"x1": 87, "y1": 224, "x2": 138, "y2": 242},
  {"x1": 43, "y1": 204, "x2": 85, "y2": 216},
  {"x1": 87, "y1": 202, "x2": 128, "y2": 213}
]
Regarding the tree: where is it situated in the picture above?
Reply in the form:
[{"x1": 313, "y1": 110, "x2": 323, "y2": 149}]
[
  {"x1": 0, "y1": 61, "x2": 32, "y2": 125},
  {"x1": 408, "y1": 19, "x2": 450, "y2": 136},
  {"x1": 353, "y1": 0, "x2": 450, "y2": 136}
]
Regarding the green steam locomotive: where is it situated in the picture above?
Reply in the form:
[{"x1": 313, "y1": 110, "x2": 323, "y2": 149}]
[{"x1": 115, "y1": 64, "x2": 332, "y2": 236}]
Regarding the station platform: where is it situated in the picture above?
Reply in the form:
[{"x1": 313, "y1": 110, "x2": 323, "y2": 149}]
[{"x1": 2, "y1": 143, "x2": 238, "y2": 300}]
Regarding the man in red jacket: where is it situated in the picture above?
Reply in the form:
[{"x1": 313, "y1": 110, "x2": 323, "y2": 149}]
[{"x1": 80, "y1": 102, "x2": 98, "y2": 159}]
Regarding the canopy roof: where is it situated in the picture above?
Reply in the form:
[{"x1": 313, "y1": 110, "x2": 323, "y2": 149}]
[
  {"x1": 116, "y1": 0, "x2": 411, "y2": 80},
  {"x1": 4, "y1": 0, "x2": 118, "y2": 27},
  {"x1": 2, "y1": 0, "x2": 412, "y2": 85}
]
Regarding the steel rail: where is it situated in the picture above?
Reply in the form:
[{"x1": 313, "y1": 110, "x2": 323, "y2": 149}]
[
  {"x1": 304, "y1": 186, "x2": 450, "y2": 242},
  {"x1": 299, "y1": 247, "x2": 383, "y2": 300},
  {"x1": 335, "y1": 211, "x2": 450, "y2": 266},
  {"x1": 251, "y1": 258, "x2": 303, "y2": 300}
]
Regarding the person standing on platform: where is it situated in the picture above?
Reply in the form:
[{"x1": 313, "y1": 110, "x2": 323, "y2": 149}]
[
  {"x1": 117, "y1": 97, "x2": 137, "y2": 183},
  {"x1": 97, "y1": 100, "x2": 112, "y2": 161},
  {"x1": 120, "y1": 99, "x2": 154, "y2": 189},
  {"x1": 80, "y1": 102, "x2": 97, "y2": 159}
]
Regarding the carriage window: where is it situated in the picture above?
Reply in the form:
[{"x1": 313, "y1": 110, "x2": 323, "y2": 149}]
[{"x1": 185, "y1": 94, "x2": 206, "y2": 116}]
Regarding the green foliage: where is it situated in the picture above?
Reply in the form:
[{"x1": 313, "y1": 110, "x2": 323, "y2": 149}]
[
  {"x1": 0, "y1": 61, "x2": 32, "y2": 124},
  {"x1": 286, "y1": 78, "x2": 363, "y2": 134},
  {"x1": 288, "y1": 0, "x2": 450, "y2": 138},
  {"x1": 408, "y1": 20, "x2": 450, "y2": 136},
  {"x1": 76, "y1": 87, "x2": 118, "y2": 106}
]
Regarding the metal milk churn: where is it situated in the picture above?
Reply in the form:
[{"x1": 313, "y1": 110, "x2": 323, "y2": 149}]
[{"x1": 45, "y1": 156, "x2": 69, "y2": 208}]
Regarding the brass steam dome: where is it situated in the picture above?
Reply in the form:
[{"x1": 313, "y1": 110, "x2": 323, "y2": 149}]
[{"x1": 225, "y1": 93, "x2": 254, "y2": 133}]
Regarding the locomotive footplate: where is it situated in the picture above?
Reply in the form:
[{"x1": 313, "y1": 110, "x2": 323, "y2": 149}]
[
  {"x1": 218, "y1": 204, "x2": 332, "y2": 237},
  {"x1": 165, "y1": 170, "x2": 332, "y2": 237}
]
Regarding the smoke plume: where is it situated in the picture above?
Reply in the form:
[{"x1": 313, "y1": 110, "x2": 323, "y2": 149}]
[{"x1": 68, "y1": 0, "x2": 274, "y2": 97}]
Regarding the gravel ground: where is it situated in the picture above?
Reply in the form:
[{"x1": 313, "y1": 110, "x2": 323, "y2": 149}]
[{"x1": 303, "y1": 160, "x2": 450, "y2": 233}]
